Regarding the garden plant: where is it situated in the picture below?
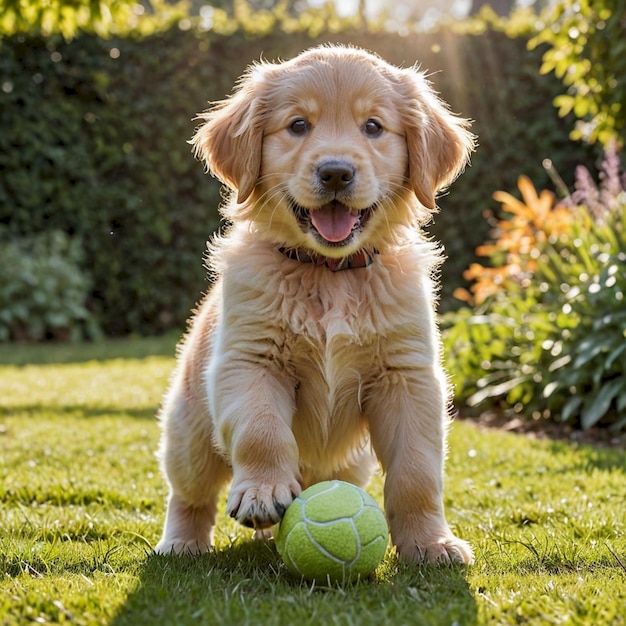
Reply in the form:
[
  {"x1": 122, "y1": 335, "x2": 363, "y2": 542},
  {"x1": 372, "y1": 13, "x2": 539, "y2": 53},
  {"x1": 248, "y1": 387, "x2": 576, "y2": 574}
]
[{"x1": 443, "y1": 144, "x2": 626, "y2": 432}]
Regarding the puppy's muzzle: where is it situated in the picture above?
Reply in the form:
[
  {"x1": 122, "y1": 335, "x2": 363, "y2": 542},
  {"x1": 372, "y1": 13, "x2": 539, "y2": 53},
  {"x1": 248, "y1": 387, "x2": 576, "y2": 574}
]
[{"x1": 289, "y1": 158, "x2": 376, "y2": 247}]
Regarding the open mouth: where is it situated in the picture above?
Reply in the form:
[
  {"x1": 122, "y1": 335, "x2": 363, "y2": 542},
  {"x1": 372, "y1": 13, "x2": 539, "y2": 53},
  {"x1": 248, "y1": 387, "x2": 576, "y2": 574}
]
[{"x1": 289, "y1": 199, "x2": 375, "y2": 247}]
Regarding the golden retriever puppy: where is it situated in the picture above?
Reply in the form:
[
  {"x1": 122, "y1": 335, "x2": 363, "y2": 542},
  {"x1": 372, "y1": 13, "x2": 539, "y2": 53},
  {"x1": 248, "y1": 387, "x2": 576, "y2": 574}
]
[{"x1": 155, "y1": 45, "x2": 475, "y2": 564}]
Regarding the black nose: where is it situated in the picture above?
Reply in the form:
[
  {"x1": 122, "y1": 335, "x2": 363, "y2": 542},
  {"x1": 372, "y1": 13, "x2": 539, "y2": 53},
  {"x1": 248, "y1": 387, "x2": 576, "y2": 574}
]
[{"x1": 317, "y1": 159, "x2": 355, "y2": 191}]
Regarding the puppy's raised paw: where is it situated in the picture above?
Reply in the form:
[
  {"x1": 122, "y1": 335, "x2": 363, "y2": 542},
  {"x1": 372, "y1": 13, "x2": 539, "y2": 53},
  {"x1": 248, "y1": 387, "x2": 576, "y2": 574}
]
[{"x1": 227, "y1": 478, "x2": 301, "y2": 529}]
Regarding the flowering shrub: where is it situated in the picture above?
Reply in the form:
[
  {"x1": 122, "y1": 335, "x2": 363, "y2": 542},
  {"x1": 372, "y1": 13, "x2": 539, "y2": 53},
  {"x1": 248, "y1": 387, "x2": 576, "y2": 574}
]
[
  {"x1": 454, "y1": 175, "x2": 575, "y2": 305},
  {"x1": 443, "y1": 145, "x2": 626, "y2": 431}
]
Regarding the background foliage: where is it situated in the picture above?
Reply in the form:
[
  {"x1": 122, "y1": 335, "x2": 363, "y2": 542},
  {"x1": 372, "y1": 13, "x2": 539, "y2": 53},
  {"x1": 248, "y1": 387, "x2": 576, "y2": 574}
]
[
  {"x1": 531, "y1": 0, "x2": 626, "y2": 147},
  {"x1": 0, "y1": 12, "x2": 596, "y2": 337},
  {"x1": 0, "y1": 0, "x2": 189, "y2": 38}
]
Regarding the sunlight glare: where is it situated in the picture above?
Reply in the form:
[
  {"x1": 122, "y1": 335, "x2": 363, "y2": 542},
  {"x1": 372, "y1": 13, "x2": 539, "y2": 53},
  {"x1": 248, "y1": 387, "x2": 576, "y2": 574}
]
[
  {"x1": 309, "y1": 0, "x2": 360, "y2": 17},
  {"x1": 308, "y1": 0, "x2": 472, "y2": 24}
]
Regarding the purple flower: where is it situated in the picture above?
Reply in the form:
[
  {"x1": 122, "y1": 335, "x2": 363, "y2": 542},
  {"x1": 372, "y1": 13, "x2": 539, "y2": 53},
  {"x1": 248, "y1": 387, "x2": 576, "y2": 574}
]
[{"x1": 570, "y1": 142, "x2": 625, "y2": 222}]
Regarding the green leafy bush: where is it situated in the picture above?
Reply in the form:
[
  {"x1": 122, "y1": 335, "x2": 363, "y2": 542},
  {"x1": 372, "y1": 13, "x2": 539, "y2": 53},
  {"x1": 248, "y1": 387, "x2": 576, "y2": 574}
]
[
  {"x1": 0, "y1": 229, "x2": 101, "y2": 341},
  {"x1": 443, "y1": 146, "x2": 626, "y2": 431}
]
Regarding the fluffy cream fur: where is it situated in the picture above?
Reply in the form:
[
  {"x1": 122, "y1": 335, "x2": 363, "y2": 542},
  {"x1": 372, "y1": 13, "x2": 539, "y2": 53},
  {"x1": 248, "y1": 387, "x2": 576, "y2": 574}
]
[{"x1": 155, "y1": 45, "x2": 475, "y2": 564}]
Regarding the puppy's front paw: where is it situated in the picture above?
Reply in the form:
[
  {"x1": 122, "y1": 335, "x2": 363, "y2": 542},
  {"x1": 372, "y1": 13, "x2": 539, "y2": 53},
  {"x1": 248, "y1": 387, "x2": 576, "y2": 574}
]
[
  {"x1": 227, "y1": 478, "x2": 301, "y2": 529},
  {"x1": 396, "y1": 533, "x2": 473, "y2": 565}
]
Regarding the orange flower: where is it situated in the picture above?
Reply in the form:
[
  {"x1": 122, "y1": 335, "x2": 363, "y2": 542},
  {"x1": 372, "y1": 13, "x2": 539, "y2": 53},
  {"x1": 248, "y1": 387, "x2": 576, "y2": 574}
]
[{"x1": 460, "y1": 176, "x2": 576, "y2": 306}]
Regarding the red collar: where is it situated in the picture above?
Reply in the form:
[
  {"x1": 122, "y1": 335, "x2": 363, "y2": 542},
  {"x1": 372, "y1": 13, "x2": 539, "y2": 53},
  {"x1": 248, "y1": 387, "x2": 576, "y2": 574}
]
[{"x1": 278, "y1": 246, "x2": 378, "y2": 271}]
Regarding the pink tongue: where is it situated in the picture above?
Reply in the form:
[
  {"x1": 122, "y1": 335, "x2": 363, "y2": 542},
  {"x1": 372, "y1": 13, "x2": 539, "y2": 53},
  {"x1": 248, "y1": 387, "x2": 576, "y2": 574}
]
[{"x1": 310, "y1": 203, "x2": 360, "y2": 243}]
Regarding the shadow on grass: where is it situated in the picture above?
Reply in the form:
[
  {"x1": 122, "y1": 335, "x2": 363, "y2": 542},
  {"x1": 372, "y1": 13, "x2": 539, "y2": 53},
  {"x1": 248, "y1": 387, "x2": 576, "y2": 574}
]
[{"x1": 110, "y1": 541, "x2": 478, "y2": 626}]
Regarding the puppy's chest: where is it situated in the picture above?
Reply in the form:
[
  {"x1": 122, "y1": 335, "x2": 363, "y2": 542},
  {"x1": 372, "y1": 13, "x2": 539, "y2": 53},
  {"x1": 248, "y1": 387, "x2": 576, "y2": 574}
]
[
  {"x1": 287, "y1": 330, "x2": 377, "y2": 385},
  {"x1": 277, "y1": 274, "x2": 385, "y2": 345},
  {"x1": 287, "y1": 332, "x2": 374, "y2": 450},
  {"x1": 281, "y1": 289, "x2": 384, "y2": 423},
  {"x1": 271, "y1": 274, "x2": 371, "y2": 378}
]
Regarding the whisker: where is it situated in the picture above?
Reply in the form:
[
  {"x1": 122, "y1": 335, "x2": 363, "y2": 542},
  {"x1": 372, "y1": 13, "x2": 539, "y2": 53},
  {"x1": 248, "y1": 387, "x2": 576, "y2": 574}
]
[{"x1": 249, "y1": 183, "x2": 291, "y2": 234}]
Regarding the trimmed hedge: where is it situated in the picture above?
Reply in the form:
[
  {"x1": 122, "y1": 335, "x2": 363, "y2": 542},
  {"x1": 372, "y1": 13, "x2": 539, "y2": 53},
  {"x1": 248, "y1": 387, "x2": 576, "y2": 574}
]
[
  {"x1": 1, "y1": 32, "x2": 222, "y2": 335},
  {"x1": 0, "y1": 25, "x2": 596, "y2": 336}
]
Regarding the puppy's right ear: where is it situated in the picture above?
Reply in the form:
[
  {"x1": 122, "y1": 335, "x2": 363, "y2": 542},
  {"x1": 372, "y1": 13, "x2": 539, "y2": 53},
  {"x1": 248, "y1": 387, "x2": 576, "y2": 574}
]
[{"x1": 191, "y1": 67, "x2": 267, "y2": 204}]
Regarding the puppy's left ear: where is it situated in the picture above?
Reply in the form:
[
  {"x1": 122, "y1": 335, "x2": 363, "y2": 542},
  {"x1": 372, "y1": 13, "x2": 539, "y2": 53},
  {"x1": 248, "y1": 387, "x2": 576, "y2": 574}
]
[
  {"x1": 399, "y1": 68, "x2": 476, "y2": 210},
  {"x1": 191, "y1": 66, "x2": 268, "y2": 204}
]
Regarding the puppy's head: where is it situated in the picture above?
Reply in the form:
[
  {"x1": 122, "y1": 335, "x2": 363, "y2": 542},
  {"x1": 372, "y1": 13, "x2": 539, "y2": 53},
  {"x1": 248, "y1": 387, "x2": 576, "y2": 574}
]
[{"x1": 192, "y1": 45, "x2": 475, "y2": 257}]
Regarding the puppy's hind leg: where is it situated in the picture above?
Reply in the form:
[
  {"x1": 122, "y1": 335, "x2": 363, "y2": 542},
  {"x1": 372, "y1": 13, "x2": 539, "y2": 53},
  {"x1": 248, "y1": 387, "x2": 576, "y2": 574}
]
[{"x1": 155, "y1": 377, "x2": 231, "y2": 555}]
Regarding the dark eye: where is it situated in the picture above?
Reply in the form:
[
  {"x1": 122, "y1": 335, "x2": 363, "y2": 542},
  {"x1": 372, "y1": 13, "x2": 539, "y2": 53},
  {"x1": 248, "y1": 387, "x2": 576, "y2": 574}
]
[
  {"x1": 363, "y1": 119, "x2": 383, "y2": 137},
  {"x1": 289, "y1": 118, "x2": 310, "y2": 136}
]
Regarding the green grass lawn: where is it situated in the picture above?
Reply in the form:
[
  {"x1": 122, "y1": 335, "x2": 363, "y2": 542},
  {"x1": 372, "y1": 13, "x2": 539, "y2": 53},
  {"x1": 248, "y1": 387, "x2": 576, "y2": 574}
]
[{"x1": 1, "y1": 336, "x2": 625, "y2": 625}]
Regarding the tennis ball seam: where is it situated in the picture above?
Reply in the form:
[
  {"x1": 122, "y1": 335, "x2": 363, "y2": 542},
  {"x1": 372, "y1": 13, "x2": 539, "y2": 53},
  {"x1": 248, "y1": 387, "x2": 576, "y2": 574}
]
[
  {"x1": 303, "y1": 482, "x2": 366, "y2": 565},
  {"x1": 302, "y1": 517, "x2": 362, "y2": 566}
]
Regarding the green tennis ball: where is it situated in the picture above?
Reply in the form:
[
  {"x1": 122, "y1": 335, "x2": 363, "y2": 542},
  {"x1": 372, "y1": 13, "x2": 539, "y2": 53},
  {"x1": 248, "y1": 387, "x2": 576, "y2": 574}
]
[{"x1": 275, "y1": 480, "x2": 388, "y2": 584}]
